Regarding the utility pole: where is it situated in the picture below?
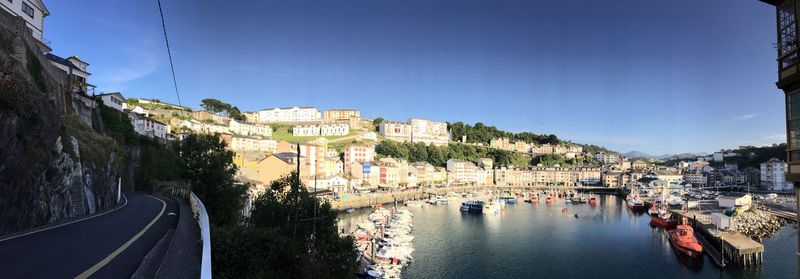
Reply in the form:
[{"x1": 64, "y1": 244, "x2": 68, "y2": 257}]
[{"x1": 292, "y1": 143, "x2": 300, "y2": 240}]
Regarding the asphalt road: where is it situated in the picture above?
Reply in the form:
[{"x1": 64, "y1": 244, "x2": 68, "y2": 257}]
[{"x1": 0, "y1": 192, "x2": 179, "y2": 278}]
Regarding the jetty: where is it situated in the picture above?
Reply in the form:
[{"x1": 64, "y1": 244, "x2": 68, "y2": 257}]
[{"x1": 673, "y1": 209, "x2": 765, "y2": 268}]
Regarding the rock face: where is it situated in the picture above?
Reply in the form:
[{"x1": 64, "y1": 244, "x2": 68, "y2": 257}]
[{"x1": 0, "y1": 14, "x2": 121, "y2": 235}]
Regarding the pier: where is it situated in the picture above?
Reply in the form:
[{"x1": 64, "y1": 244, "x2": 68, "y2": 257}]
[{"x1": 673, "y1": 209, "x2": 765, "y2": 267}]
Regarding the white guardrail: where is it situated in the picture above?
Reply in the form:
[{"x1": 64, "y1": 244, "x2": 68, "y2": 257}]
[{"x1": 190, "y1": 192, "x2": 212, "y2": 279}]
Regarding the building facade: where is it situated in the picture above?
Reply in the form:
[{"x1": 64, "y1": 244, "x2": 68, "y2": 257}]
[
  {"x1": 229, "y1": 120, "x2": 272, "y2": 137},
  {"x1": 761, "y1": 158, "x2": 794, "y2": 191},
  {"x1": 323, "y1": 109, "x2": 360, "y2": 122},
  {"x1": 0, "y1": 0, "x2": 48, "y2": 46},
  {"x1": 255, "y1": 107, "x2": 321, "y2": 123},
  {"x1": 343, "y1": 144, "x2": 375, "y2": 166}
]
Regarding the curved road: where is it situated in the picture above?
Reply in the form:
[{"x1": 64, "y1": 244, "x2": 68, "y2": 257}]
[{"x1": 0, "y1": 192, "x2": 178, "y2": 278}]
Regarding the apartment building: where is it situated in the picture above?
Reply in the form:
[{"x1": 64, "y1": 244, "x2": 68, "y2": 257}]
[
  {"x1": 409, "y1": 118, "x2": 450, "y2": 146},
  {"x1": 229, "y1": 119, "x2": 272, "y2": 137},
  {"x1": 128, "y1": 112, "x2": 168, "y2": 140},
  {"x1": 379, "y1": 120, "x2": 412, "y2": 142},
  {"x1": 324, "y1": 109, "x2": 360, "y2": 122},
  {"x1": 220, "y1": 134, "x2": 277, "y2": 153},
  {"x1": 344, "y1": 144, "x2": 375, "y2": 166},
  {"x1": 761, "y1": 158, "x2": 794, "y2": 191},
  {"x1": 255, "y1": 107, "x2": 321, "y2": 123},
  {"x1": 447, "y1": 159, "x2": 479, "y2": 185}
]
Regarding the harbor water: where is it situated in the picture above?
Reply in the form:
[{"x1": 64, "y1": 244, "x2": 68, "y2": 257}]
[{"x1": 340, "y1": 194, "x2": 798, "y2": 278}]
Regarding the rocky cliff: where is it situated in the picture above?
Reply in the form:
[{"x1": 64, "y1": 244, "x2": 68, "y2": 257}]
[{"x1": 0, "y1": 15, "x2": 122, "y2": 235}]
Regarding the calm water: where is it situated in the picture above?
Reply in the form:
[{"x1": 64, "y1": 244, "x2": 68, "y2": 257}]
[{"x1": 340, "y1": 195, "x2": 798, "y2": 279}]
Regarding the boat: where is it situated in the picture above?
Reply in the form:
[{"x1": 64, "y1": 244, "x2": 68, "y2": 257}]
[
  {"x1": 562, "y1": 208, "x2": 568, "y2": 213},
  {"x1": 588, "y1": 196, "x2": 598, "y2": 206},
  {"x1": 650, "y1": 211, "x2": 679, "y2": 229},
  {"x1": 460, "y1": 200, "x2": 484, "y2": 213},
  {"x1": 545, "y1": 196, "x2": 554, "y2": 204},
  {"x1": 667, "y1": 217, "x2": 703, "y2": 258},
  {"x1": 404, "y1": 200, "x2": 424, "y2": 207},
  {"x1": 648, "y1": 204, "x2": 660, "y2": 216},
  {"x1": 565, "y1": 197, "x2": 573, "y2": 203},
  {"x1": 575, "y1": 196, "x2": 587, "y2": 204},
  {"x1": 531, "y1": 194, "x2": 539, "y2": 203},
  {"x1": 626, "y1": 194, "x2": 645, "y2": 210},
  {"x1": 523, "y1": 193, "x2": 531, "y2": 203}
]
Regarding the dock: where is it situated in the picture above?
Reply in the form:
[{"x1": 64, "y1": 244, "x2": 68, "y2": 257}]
[
  {"x1": 672, "y1": 209, "x2": 765, "y2": 268},
  {"x1": 761, "y1": 206, "x2": 797, "y2": 221}
]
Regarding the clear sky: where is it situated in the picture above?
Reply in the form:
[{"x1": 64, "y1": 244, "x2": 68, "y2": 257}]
[{"x1": 45, "y1": 0, "x2": 782, "y2": 155}]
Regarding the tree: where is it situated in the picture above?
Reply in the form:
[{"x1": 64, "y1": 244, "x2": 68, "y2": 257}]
[
  {"x1": 372, "y1": 117, "x2": 384, "y2": 125},
  {"x1": 228, "y1": 106, "x2": 246, "y2": 121},
  {"x1": 212, "y1": 172, "x2": 358, "y2": 278},
  {"x1": 177, "y1": 134, "x2": 247, "y2": 227},
  {"x1": 201, "y1": 98, "x2": 230, "y2": 113}
]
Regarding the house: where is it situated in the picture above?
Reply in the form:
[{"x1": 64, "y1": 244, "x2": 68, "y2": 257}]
[
  {"x1": 632, "y1": 160, "x2": 648, "y2": 170},
  {"x1": 717, "y1": 193, "x2": 752, "y2": 209},
  {"x1": 293, "y1": 125, "x2": 320, "y2": 136},
  {"x1": 97, "y1": 92, "x2": 126, "y2": 111},
  {"x1": 254, "y1": 107, "x2": 321, "y2": 123},
  {"x1": 192, "y1": 111, "x2": 231, "y2": 125},
  {"x1": 0, "y1": 0, "x2": 49, "y2": 50},
  {"x1": 128, "y1": 112, "x2": 168, "y2": 140},
  {"x1": 313, "y1": 176, "x2": 349, "y2": 193},
  {"x1": 238, "y1": 153, "x2": 300, "y2": 186},
  {"x1": 360, "y1": 132, "x2": 378, "y2": 142},
  {"x1": 45, "y1": 53, "x2": 92, "y2": 94},
  {"x1": 320, "y1": 123, "x2": 349, "y2": 136}
]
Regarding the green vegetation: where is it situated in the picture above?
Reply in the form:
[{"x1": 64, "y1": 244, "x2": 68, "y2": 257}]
[
  {"x1": 533, "y1": 153, "x2": 576, "y2": 167},
  {"x1": 372, "y1": 117, "x2": 384, "y2": 130},
  {"x1": 212, "y1": 171, "x2": 357, "y2": 278},
  {"x1": 448, "y1": 122, "x2": 561, "y2": 145},
  {"x1": 376, "y1": 140, "x2": 529, "y2": 167},
  {"x1": 177, "y1": 134, "x2": 247, "y2": 227},
  {"x1": 99, "y1": 102, "x2": 136, "y2": 144},
  {"x1": 27, "y1": 51, "x2": 46, "y2": 92},
  {"x1": 270, "y1": 129, "x2": 361, "y2": 143},
  {"x1": 201, "y1": 98, "x2": 246, "y2": 121}
]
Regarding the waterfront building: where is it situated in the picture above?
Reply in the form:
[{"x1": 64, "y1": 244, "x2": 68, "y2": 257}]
[
  {"x1": 343, "y1": 144, "x2": 375, "y2": 166},
  {"x1": 602, "y1": 171, "x2": 623, "y2": 187},
  {"x1": 447, "y1": 159, "x2": 479, "y2": 185},
  {"x1": 761, "y1": 158, "x2": 794, "y2": 191},
  {"x1": 255, "y1": 106, "x2": 321, "y2": 123},
  {"x1": 651, "y1": 170, "x2": 683, "y2": 184},
  {"x1": 0, "y1": 0, "x2": 48, "y2": 50},
  {"x1": 683, "y1": 172, "x2": 707, "y2": 188},
  {"x1": 229, "y1": 119, "x2": 272, "y2": 137},
  {"x1": 323, "y1": 109, "x2": 360, "y2": 122}
]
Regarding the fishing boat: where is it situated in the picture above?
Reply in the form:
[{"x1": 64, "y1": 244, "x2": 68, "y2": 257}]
[
  {"x1": 650, "y1": 211, "x2": 679, "y2": 229},
  {"x1": 648, "y1": 204, "x2": 660, "y2": 216},
  {"x1": 404, "y1": 200, "x2": 424, "y2": 207},
  {"x1": 460, "y1": 200, "x2": 484, "y2": 213},
  {"x1": 531, "y1": 194, "x2": 539, "y2": 203},
  {"x1": 575, "y1": 196, "x2": 587, "y2": 204},
  {"x1": 545, "y1": 196, "x2": 554, "y2": 204},
  {"x1": 667, "y1": 217, "x2": 703, "y2": 258},
  {"x1": 565, "y1": 197, "x2": 573, "y2": 203},
  {"x1": 588, "y1": 195, "x2": 598, "y2": 206},
  {"x1": 523, "y1": 193, "x2": 531, "y2": 203},
  {"x1": 626, "y1": 194, "x2": 645, "y2": 210}
]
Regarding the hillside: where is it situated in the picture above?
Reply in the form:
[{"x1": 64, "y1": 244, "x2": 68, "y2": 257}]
[{"x1": 0, "y1": 15, "x2": 124, "y2": 234}]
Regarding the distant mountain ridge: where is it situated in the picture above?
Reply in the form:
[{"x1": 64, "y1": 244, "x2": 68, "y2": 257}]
[{"x1": 623, "y1": 151, "x2": 709, "y2": 160}]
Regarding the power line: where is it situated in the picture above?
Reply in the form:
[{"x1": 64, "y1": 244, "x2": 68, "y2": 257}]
[{"x1": 156, "y1": 0, "x2": 182, "y2": 108}]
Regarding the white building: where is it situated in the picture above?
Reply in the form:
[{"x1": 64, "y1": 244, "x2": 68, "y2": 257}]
[
  {"x1": 320, "y1": 123, "x2": 349, "y2": 136},
  {"x1": 223, "y1": 134, "x2": 277, "y2": 153},
  {"x1": 255, "y1": 107, "x2": 321, "y2": 123},
  {"x1": 129, "y1": 112, "x2": 168, "y2": 140},
  {"x1": 0, "y1": 0, "x2": 48, "y2": 47},
  {"x1": 229, "y1": 120, "x2": 272, "y2": 137},
  {"x1": 293, "y1": 125, "x2": 321, "y2": 137},
  {"x1": 45, "y1": 53, "x2": 91, "y2": 94},
  {"x1": 97, "y1": 92, "x2": 125, "y2": 112},
  {"x1": 446, "y1": 159, "x2": 479, "y2": 185},
  {"x1": 713, "y1": 152, "x2": 724, "y2": 162},
  {"x1": 409, "y1": 118, "x2": 450, "y2": 146},
  {"x1": 761, "y1": 158, "x2": 794, "y2": 191},
  {"x1": 360, "y1": 132, "x2": 378, "y2": 142},
  {"x1": 378, "y1": 120, "x2": 412, "y2": 142}
]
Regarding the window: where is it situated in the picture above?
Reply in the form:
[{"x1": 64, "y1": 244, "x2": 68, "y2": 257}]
[
  {"x1": 780, "y1": 1, "x2": 798, "y2": 69},
  {"x1": 21, "y1": 2, "x2": 33, "y2": 18},
  {"x1": 790, "y1": 92, "x2": 800, "y2": 119},
  {"x1": 790, "y1": 119, "x2": 800, "y2": 148}
]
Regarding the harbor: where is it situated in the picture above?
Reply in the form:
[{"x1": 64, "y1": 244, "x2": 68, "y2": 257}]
[{"x1": 339, "y1": 193, "x2": 798, "y2": 278}]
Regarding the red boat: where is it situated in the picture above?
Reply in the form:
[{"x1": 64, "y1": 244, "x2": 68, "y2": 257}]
[
  {"x1": 545, "y1": 196, "x2": 553, "y2": 204},
  {"x1": 588, "y1": 196, "x2": 598, "y2": 206},
  {"x1": 648, "y1": 204, "x2": 660, "y2": 216},
  {"x1": 667, "y1": 218, "x2": 703, "y2": 258},
  {"x1": 650, "y1": 212, "x2": 679, "y2": 229}
]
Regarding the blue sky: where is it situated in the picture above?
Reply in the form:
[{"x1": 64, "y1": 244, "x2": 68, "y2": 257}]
[{"x1": 45, "y1": 0, "x2": 782, "y2": 155}]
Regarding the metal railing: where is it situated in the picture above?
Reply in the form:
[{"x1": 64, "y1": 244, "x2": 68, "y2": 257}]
[{"x1": 190, "y1": 192, "x2": 212, "y2": 279}]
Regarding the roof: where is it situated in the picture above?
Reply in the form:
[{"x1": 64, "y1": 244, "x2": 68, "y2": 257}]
[
  {"x1": 260, "y1": 106, "x2": 317, "y2": 111},
  {"x1": 758, "y1": 0, "x2": 779, "y2": 6},
  {"x1": 718, "y1": 193, "x2": 752, "y2": 199},
  {"x1": 97, "y1": 92, "x2": 125, "y2": 99},
  {"x1": 45, "y1": 53, "x2": 91, "y2": 74},
  {"x1": 30, "y1": 0, "x2": 49, "y2": 16}
]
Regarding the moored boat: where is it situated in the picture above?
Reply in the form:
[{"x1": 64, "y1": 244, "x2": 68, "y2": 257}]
[
  {"x1": 650, "y1": 212, "x2": 679, "y2": 229},
  {"x1": 626, "y1": 194, "x2": 645, "y2": 210},
  {"x1": 648, "y1": 204, "x2": 660, "y2": 216},
  {"x1": 667, "y1": 217, "x2": 703, "y2": 258},
  {"x1": 460, "y1": 200, "x2": 484, "y2": 213},
  {"x1": 588, "y1": 196, "x2": 598, "y2": 206}
]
